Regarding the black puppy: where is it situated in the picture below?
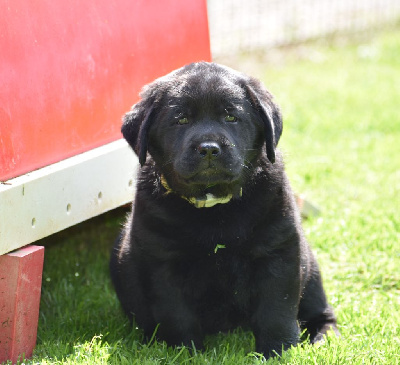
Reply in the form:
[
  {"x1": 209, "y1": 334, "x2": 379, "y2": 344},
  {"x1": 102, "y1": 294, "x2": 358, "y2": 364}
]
[{"x1": 110, "y1": 62, "x2": 338, "y2": 358}]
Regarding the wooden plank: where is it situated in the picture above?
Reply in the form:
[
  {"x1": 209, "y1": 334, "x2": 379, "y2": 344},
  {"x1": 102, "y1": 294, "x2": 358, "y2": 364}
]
[
  {"x1": 0, "y1": 140, "x2": 138, "y2": 255},
  {"x1": 0, "y1": 245, "x2": 45, "y2": 363}
]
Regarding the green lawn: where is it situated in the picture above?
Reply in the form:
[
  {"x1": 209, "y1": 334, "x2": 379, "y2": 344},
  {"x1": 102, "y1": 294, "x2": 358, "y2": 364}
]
[{"x1": 12, "y1": 29, "x2": 400, "y2": 364}]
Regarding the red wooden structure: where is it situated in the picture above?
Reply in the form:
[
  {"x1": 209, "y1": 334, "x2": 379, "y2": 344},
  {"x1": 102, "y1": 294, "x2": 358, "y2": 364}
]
[
  {"x1": 0, "y1": 1, "x2": 210, "y2": 362},
  {"x1": 0, "y1": 0, "x2": 210, "y2": 181}
]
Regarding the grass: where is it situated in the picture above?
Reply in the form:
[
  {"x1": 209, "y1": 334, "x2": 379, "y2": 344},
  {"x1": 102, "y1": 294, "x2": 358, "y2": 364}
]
[{"x1": 8, "y1": 28, "x2": 400, "y2": 364}]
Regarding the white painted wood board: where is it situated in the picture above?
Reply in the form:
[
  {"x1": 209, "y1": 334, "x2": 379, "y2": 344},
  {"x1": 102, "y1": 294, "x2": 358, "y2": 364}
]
[{"x1": 0, "y1": 139, "x2": 138, "y2": 255}]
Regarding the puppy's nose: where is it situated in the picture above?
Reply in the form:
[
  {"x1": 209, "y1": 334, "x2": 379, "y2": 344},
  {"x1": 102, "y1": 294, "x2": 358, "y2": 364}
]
[{"x1": 197, "y1": 142, "x2": 221, "y2": 159}]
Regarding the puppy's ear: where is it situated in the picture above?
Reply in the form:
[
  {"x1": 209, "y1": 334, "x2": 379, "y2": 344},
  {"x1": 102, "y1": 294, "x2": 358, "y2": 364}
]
[
  {"x1": 121, "y1": 101, "x2": 155, "y2": 166},
  {"x1": 243, "y1": 78, "x2": 283, "y2": 164}
]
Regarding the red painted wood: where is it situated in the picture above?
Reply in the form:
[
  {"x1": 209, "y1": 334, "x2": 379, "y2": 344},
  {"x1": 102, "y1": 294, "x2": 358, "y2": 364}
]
[
  {"x1": 0, "y1": 245, "x2": 45, "y2": 363},
  {"x1": 0, "y1": 0, "x2": 211, "y2": 181}
]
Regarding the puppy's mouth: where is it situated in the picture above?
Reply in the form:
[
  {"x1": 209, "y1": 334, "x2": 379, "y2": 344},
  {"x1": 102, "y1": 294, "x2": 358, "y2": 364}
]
[
  {"x1": 168, "y1": 167, "x2": 242, "y2": 202},
  {"x1": 164, "y1": 157, "x2": 245, "y2": 205},
  {"x1": 177, "y1": 164, "x2": 244, "y2": 197},
  {"x1": 186, "y1": 166, "x2": 236, "y2": 185},
  {"x1": 161, "y1": 172, "x2": 242, "y2": 208}
]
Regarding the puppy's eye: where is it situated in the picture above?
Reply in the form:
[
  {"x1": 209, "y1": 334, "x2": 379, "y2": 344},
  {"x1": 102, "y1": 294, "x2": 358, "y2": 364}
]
[
  {"x1": 177, "y1": 117, "x2": 189, "y2": 125},
  {"x1": 225, "y1": 115, "x2": 237, "y2": 123}
]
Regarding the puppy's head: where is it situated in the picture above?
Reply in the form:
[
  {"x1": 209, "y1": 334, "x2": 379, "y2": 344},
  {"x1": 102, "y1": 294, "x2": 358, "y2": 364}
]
[{"x1": 122, "y1": 62, "x2": 282, "y2": 199}]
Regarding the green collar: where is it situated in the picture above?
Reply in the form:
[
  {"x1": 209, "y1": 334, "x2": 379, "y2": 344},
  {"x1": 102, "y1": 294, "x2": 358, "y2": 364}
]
[{"x1": 160, "y1": 175, "x2": 242, "y2": 208}]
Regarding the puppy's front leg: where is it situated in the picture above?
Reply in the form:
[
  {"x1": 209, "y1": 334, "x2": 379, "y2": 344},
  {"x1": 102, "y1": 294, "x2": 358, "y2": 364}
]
[
  {"x1": 150, "y1": 263, "x2": 204, "y2": 350},
  {"x1": 250, "y1": 257, "x2": 301, "y2": 358}
]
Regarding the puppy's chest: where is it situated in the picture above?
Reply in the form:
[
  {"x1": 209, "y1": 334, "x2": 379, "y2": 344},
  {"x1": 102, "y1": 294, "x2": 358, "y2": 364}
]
[{"x1": 179, "y1": 251, "x2": 254, "y2": 304}]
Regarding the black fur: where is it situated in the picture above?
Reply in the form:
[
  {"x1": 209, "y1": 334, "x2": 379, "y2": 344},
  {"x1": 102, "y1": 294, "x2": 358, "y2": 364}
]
[{"x1": 110, "y1": 62, "x2": 338, "y2": 358}]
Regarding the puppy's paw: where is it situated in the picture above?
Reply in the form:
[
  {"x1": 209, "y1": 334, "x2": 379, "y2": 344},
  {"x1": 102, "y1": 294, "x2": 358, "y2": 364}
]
[{"x1": 310, "y1": 323, "x2": 340, "y2": 345}]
